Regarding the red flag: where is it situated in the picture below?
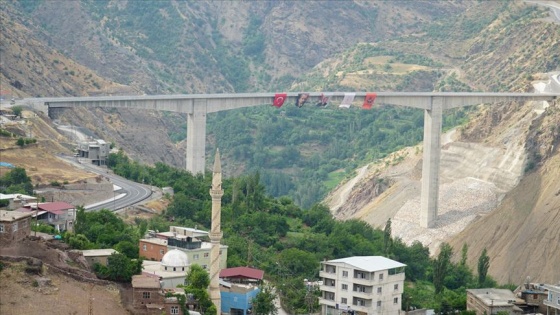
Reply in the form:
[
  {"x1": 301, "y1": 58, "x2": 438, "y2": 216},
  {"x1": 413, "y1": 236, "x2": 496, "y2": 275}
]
[
  {"x1": 362, "y1": 92, "x2": 377, "y2": 109},
  {"x1": 273, "y1": 93, "x2": 287, "y2": 108}
]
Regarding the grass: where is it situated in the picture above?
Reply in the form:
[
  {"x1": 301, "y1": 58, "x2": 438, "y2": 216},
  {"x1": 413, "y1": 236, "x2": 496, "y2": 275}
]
[{"x1": 324, "y1": 169, "x2": 347, "y2": 191}]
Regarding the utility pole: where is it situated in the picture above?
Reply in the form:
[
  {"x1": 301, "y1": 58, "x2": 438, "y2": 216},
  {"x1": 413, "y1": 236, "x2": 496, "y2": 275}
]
[
  {"x1": 88, "y1": 284, "x2": 94, "y2": 315},
  {"x1": 34, "y1": 197, "x2": 39, "y2": 237}
]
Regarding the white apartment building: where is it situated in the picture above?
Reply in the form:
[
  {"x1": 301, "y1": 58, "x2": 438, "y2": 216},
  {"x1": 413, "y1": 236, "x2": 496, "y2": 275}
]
[
  {"x1": 544, "y1": 284, "x2": 560, "y2": 315},
  {"x1": 319, "y1": 256, "x2": 406, "y2": 315}
]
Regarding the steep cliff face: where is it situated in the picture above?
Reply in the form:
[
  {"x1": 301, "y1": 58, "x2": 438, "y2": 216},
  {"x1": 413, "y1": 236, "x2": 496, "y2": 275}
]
[
  {"x1": 448, "y1": 148, "x2": 560, "y2": 285},
  {"x1": 326, "y1": 89, "x2": 560, "y2": 284},
  {"x1": 323, "y1": 1, "x2": 560, "y2": 283}
]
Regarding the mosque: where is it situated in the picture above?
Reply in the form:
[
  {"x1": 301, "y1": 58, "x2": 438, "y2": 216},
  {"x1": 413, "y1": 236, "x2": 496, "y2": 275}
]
[{"x1": 142, "y1": 249, "x2": 192, "y2": 288}]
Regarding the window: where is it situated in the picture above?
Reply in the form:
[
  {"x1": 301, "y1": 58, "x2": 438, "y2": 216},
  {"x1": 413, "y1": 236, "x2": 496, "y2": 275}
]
[
  {"x1": 193, "y1": 254, "x2": 199, "y2": 260},
  {"x1": 325, "y1": 292, "x2": 335, "y2": 301},
  {"x1": 204, "y1": 252, "x2": 209, "y2": 258},
  {"x1": 394, "y1": 284, "x2": 399, "y2": 291},
  {"x1": 377, "y1": 287, "x2": 382, "y2": 294},
  {"x1": 379, "y1": 273, "x2": 384, "y2": 281},
  {"x1": 0, "y1": 224, "x2": 4, "y2": 233},
  {"x1": 160, "y1": 249, "x2": 164, "y2": 255},
  {"x1": 342, "y1": 271, "x2": 348, "y2": 278},
  {"x1": 143, "y1": 292, "x2": 150, "y2": 299},
  {"x1": 202, "y1": 265, "x2": 207, "y2": 269},
  {"x1": 341, "y1": 298, "x2": 347, "y2": 304},
  {"x1": 170, "y1": 306, "x2": 179, "y2": 314},
  {"x1": 142, "y1": 244, "x2": 147, "y2": 251},
  {"x1": 377, "y1": 301, "x2": 382, "y2": 308},
  {"x1": 356, "y1": 299, "x2": 365, "y2": 306},
  {"x1": 342, "y1": 284, "x2": 348, "y2": 291},
  {"x1": 394, "y1": 297, "x2": 399, "y2": 304}
]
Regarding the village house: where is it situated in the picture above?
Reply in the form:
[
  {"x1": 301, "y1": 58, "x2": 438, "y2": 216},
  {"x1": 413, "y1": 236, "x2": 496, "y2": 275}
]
[
  {"x1": 19, "y1": 201, "x2": 76, "y2": 232},
  {"x1": 81, "y1": 249, "x2": 118, "y2": 268},
  {"x1": 0, "y1": 193, "x2": 37, "y2": 210},
  {"x1": 0, "y1": 210, "x2": 33, "y2": 245},
  {"x1": 220, "y1": 267, "x2": 264, "y2": 315},
  {"x1": 131, "y1": 274, "x2": 189, "y2": 315},
  {"x1": 466, "y1": 288, "x2": 524, "y2": 315}
]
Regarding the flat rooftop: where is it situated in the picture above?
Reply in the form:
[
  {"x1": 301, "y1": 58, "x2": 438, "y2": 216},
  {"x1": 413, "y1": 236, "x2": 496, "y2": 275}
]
[
  {"x1": 81, "y1": 249, "x2": 117, "y2": 257},
  {"x1": 0, "y1": 210, "x2": 33, "y2": 222}
]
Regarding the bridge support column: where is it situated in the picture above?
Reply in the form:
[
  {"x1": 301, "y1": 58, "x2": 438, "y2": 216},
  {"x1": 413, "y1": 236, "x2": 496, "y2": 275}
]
[
  {"x1": 186, "y1": 101, "x2": 207, "y2": 174},
  {"x1": 420, "y1": 97, "x2": 443, "y2": 228}
]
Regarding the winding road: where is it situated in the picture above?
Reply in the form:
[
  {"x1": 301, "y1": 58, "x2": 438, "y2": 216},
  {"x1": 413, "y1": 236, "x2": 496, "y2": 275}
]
[
  {"x1": 526, "y1": 0, "x2": 560, "y2": 23},
  {"x1": 61, "y1": 156, "x2": 153, "y2": 211}
]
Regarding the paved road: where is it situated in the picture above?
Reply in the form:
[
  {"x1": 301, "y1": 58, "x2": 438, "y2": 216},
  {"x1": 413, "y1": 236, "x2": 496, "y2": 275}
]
[
  {"x1": 526, "y1": 0, "x2": 560, "y2": 22},
  {"x1": 61, "y1": 156, "x2": 153, "y2": 211}
]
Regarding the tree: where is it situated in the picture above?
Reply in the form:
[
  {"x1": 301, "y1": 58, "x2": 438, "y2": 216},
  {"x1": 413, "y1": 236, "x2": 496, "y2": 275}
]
[
  {"x1": 460, "y1": 243, "x2": 468, "y2": 267},
  {"x1": 103, "y1": 252, "x2": 141, "y2": 282},
  {"x1": 477, "y1": 248, "x2": 490, "y2": 286},
  {"x1": 11, "y1": 105, "x2": 23, "y2": 117},
  {"x1": 181, "y1": 264, "x2": 215, "y2": 315},
  {"x1": 16, "y1": 137, "x2": 25, "y2": 147},
  {"x1": 252, "y1": 285, "x2": 278, "y2": 315},
  {"x1": 383, "y1": 218, "x2": 392, "y2": 256},
  {"x1": 0, "y1": 167, "x2": 33, "y2": 194},
  {"x1": 68, "y1": 233, "x2": 94, "y2": 250},
  {"x1": 433, "y1": 243, "x2": 453, "y2": 294}
]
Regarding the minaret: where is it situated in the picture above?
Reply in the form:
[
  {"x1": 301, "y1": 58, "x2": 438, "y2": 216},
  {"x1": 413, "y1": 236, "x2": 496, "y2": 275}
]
[{"x1": 209, "y1": 149, "x2": 224, "y2": 313}]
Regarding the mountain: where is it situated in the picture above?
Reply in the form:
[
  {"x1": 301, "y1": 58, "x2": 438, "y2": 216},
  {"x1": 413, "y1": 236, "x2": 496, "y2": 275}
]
[{"x1": 1, "y1": 0, "x2": 559, "y2": 284}]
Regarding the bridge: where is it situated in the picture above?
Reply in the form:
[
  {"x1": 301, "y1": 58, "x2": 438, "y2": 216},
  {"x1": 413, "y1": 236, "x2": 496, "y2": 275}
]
[{"x1": 25, "y1": 91, "x2": 558, "y2": 228}]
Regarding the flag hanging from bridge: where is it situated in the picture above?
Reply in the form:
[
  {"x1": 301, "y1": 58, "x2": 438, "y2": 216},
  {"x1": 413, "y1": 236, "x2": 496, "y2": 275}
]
[
  {"x1": 362, "y1": 93, "x2": 377, "y2": 109},
  {"x1": 339, "y1": 93, "x2": 355, "y2": 109},
  {"x1": 273, "y1": 93, "x2": 287, "y2": 108},
  {"x1": 315, "y1": 93, "x2": 332, "y2": 107},
  {"x1": 295, "y1": 93, "x2": 310, "y2": 108}
]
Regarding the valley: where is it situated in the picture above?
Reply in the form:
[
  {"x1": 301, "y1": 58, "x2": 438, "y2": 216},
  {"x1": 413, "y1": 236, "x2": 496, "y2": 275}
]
[{"x1": 1, "y1": 0, "x2": 560, "y2": 313}]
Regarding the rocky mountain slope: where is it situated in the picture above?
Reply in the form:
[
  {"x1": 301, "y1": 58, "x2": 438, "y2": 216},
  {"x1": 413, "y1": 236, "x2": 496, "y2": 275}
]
[
  {"x1": 325, "y1": 76, "x2": 560, "y2": 284},
  {"x1": 1, "y1": 0, "x2": 559, "y2": 285}
]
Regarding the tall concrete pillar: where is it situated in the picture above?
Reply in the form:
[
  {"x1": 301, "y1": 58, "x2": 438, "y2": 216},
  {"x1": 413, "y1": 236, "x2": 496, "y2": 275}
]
[
  {"x1": 420, "y1": 97, "x2": 443, "y2": 228},
  {"x1": 186, "y1": 101, "x2": 207, "y2": 174},
  {"x1": 209, "y1": 149, "x2": 224, "y2": 313}
]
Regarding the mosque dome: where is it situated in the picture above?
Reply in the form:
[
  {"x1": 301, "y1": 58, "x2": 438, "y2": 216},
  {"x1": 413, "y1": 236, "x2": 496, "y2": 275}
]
[{"x1": 161, "y1": 249, "x2": 189, "y2": 271}]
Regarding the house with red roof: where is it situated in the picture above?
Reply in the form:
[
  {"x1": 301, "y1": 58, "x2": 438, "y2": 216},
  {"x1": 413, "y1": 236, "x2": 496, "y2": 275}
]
[
  {"x1": 19, "y1": 201, "x2": 76, "y2": 232},
  {"x1": 219, "y1": 266, "x2": 264, "y2": 284},
  {"x1": 219, "y1": 267, "x2": 264, "y2": 315}
]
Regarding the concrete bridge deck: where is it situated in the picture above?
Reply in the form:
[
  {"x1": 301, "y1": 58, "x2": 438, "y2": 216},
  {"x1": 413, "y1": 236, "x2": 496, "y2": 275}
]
[{"x1": 24, "y1": 91, "x2": 558, "y2": 228}]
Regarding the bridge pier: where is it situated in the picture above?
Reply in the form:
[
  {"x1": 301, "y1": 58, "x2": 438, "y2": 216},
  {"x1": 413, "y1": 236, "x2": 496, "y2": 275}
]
[
  {"x1": 36, "y1": 92, "x2": 556, "y2": 227},
  {"x1": 186, "y1": 100, "x2": 207, "y2": 174},
  {"x1": 420, "y1": 97, "x2": 443, "y2": 228}
]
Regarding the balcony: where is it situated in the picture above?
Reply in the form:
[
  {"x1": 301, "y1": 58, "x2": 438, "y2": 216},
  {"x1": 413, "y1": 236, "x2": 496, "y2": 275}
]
[
  {"x1": 320, "y1": 284, "x2": 336, "y2": 293},
  {"x1": 351, "y1": 301, "x2": 372, "y2": 312},
  {"x1": 351, "y1": 277, "x2": 375, "y2": 286},
  {"x1": 318, "y1": 297, "x2": 337, "y2": 308},
  {"x1": 320, "y1": 270, "x2": 337, "y2": 279},
  {"x1": 543, "y1": 299, "x2": 560, "y2": 308},
  {"x1": 352, "y1": 290, "x2": 373, "y2": 300}
]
